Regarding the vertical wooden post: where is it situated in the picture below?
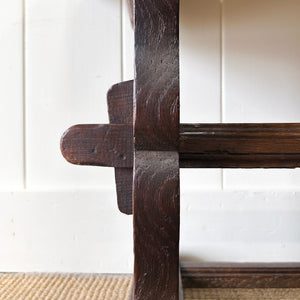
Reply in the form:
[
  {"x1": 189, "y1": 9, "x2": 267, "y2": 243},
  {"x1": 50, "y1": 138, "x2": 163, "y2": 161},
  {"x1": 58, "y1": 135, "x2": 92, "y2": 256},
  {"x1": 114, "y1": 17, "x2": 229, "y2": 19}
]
[{"x1": 133, "y1": 0, "x2": 180, "y2": 299}]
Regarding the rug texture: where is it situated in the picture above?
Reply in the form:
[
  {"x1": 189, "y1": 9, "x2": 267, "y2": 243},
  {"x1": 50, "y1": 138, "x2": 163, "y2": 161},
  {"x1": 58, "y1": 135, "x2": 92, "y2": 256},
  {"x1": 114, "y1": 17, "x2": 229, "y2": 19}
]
[{"x1": 0, "y1": 273, "x2": 300, "y2": 300}]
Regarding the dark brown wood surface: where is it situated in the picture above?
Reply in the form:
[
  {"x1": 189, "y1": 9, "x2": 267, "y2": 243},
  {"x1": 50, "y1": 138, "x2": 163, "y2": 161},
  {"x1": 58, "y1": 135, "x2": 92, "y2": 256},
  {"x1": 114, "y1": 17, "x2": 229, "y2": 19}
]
[
  {"x1": 107, "y1": 81, "x2": 133, "y2": 124},
  {"x1": 62, "y1": 123, "x2": 300, "y2": 168},
  {"x1": 133, "y1": 152, "x2": 180, "y2": 299},
  {"x1": 181, "y1": 123, "x2": 300, "y2": 154},
  {"x1": 181, "y1": 262, "x2": 300, "y2": 288},
  {"x1": 133, "y1": 0, "x2": 180, "y2": 299},
  {"x1": 134, "y1": 0, "x2": 179, "y2": 152},
  {"x1": 60, "y1": 124, "x2": 133, "y2": 167},
  {"x1": 180, "y1": 123, "x2": 300, "y2": 168},
  {"x1": 107, "y1": 81, "x2": 133, "y2": 214}
]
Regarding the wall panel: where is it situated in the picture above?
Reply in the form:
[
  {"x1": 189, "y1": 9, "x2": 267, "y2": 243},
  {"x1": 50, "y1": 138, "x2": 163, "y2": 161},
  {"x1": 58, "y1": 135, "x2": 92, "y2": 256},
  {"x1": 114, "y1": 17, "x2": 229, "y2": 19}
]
[
  {"x1": 181, "y1": 191, "x2": 300, "y2": 262},
  {"x1": 26, "y1": 0, "x2": 122, "y2": 188},
  {"x1": 122, "y1": 0, "x2": 134, "y2": 81},
  {"x1": 0, "y1": 190, "x2": 298, "y2": 273},
  {"x1": 0, "y1": 190, "x2": 133, "y2": 273},
  {"x1": 0, "y1": 0, "x2": 24, "y2": 189}
]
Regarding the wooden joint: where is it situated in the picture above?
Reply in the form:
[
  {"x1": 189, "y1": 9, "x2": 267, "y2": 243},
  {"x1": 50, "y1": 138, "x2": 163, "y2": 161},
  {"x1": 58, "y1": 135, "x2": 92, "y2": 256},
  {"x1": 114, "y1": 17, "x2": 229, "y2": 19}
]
[
  {"x1": 60, "y1": 82, "x2": 300, "y2": 216},
  {"x1": 61, "y1": 124, "x2": 133, "y2": 168}
]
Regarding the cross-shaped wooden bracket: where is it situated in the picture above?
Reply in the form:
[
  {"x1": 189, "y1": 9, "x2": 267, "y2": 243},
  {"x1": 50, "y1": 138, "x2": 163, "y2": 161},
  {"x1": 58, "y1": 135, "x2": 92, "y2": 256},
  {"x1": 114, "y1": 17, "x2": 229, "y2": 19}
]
[
  {"x1": 61, "y1": 79, "x2": 300, "y2": 216},
  {"x1": 60, "y1": 0, "x2": 300, "y2": 299}
]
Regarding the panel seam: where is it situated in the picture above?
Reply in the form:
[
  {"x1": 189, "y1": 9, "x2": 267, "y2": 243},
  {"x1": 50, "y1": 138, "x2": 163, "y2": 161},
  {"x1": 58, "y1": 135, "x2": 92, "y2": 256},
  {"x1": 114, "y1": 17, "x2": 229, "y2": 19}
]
[{"x1": 220, "y1": 0, "x2": 224, "y2": 190}]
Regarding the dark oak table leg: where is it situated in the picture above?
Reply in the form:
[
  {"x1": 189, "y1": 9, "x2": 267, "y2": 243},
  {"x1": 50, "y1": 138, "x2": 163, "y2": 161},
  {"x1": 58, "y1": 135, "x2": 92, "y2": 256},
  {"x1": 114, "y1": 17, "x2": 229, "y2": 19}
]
[
  {"x1": 133, "y1": 152, "x2": 180, "y2": 299},
  {"x1": 133, "y1": 0, "x2": 180, "y2": 299}
]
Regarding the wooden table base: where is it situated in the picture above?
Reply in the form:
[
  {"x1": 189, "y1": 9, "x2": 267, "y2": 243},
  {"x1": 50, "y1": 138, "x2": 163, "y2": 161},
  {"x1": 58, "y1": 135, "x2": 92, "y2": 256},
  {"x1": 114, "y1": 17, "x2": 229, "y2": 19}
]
[{"x1": 60, "y1": 0, "x2": 300, "y2": 299}]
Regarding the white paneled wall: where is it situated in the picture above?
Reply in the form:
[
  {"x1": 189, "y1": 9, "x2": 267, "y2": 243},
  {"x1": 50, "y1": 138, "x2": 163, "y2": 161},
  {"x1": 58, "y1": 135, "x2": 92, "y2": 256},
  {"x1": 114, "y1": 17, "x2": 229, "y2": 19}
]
[
  {"x1": 25, "y1": 0, "x2": 121, "y2": 189},
  {"x1": 122, "y1": 0, "x2": 134, "y2": 81},
  {"x1": 0, "y1": 0, "x2": 300, "y2": 273},
  {"x1": 0, "y1": 0, "x2": 23, "y2": 189},
  {"x1": 0, "y1": 190, "x2": 133, "y2": 273}
]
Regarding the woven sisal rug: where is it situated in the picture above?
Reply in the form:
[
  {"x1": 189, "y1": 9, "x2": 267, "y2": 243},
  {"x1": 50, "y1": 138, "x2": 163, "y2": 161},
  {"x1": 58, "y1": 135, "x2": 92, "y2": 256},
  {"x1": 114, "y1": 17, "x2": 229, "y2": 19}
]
[{"x1": 0, "y1": 273, "x2": 300, "y2": 300}]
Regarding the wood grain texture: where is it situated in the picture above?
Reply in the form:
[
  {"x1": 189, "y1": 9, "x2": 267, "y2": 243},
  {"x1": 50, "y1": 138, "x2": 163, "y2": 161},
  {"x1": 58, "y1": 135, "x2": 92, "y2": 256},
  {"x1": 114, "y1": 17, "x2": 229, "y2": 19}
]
[
  {"x1": 61, "y1": 121, "x2": 300, "y2": 215},
  {"x1": 133, "y1": 0, "x2": 180, "y2": 299},
  {"x1": 107, "y1": 81, "x2": 133, "y2": 214},
  {"x1": 181, "y1": 262, "x2": 300, "y2": 288},
  {"x1": 107, "y1": 81, "x2": 133, "y2": 125},
  {"x1": 27, "y1": 0, "x2": 122, "y2": 189},
  {"x1": 180, "y1": 123, "x2": 300, "y2": 168},
  {"x1": 134, "y1": 0, "x2": 179, "y2": 151},
  {"x1": 61, "y1": 123, "x2": 300, "y2": 169},
  {"x1": 61, "y1": 124, "x2": 133, "y2": 168},
  {"x1": 114, "y1": 168, "x2": 133, "y2": 214},
  {"x1": 133, "y1": 152, "x2": 180, "y2": 300}
]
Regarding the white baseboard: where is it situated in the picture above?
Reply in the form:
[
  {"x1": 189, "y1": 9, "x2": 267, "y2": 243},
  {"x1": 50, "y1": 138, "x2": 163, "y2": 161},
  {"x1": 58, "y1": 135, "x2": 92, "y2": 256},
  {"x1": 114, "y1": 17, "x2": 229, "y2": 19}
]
[{"x1": 0, "y1": 189, "x2": 299, "y2": 273}]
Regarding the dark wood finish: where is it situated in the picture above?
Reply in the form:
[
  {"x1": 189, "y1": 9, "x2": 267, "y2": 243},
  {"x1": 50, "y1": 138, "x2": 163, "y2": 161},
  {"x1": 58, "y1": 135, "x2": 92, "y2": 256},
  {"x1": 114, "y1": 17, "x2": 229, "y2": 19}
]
[
  {"x1": 60, "y1": 0, "x2": 300, "y2": 295},
  {"x1": 107, "y1": 81, "x2": 133, "y2": 214},
  {"x1": 114, "y1": 168, "x2": 133, "y2": 214},
  {"x1": 61, "y1": 121, "x2": 300, "y2": 215},
  {"x1": 180, "y1": 123, "x2": 300, "y2": 168},
  {"x1": 62, "y1": 123, "x2": 300, "y2": 168},
  {"x1": 181, "y1": 262, "x2": 300, "y2": 288},
  {"x1": 181, "y1": 154, "x2": 300, "y2": 168},
  {"x1": 134, "y1": 0, "x2": 179, "y2": 152},
  {"x1": 133, "y1": 0, "x2": 180, "y2": 299},
  {"x1": 61, "y1": 124, "x2": 133, "y2": 168},
  {"x1": 107, "y1": 81, "x2": 133, "y2": 125},
  {"x1": 133, "y1": 152, "x2": 180, "y2": 299}
]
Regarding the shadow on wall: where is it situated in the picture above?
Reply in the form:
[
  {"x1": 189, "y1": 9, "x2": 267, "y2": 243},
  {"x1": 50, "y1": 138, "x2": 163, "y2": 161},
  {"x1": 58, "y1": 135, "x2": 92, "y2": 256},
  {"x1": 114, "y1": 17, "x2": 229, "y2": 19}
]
[{"x1": 126, "y1": 0, "x2": 134, "y2": 26}]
